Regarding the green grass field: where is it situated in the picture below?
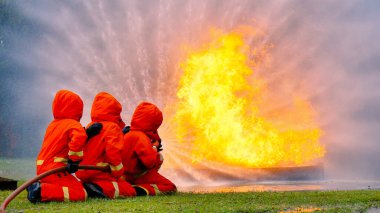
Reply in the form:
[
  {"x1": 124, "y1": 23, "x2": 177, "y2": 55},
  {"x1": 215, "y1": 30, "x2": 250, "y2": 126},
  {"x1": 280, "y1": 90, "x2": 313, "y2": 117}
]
[
  {"x1": 1, "y1": 158, "x2": 380, "y2": 212},
  {"x1": 1, "y1": 189, "x2": 380, "y2": 212}
]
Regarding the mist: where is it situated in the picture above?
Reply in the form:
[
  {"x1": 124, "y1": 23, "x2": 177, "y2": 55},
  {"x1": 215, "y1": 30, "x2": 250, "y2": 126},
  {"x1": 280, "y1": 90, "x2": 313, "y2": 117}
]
[{"x1": 1, "y1": 0, "x2": 380, "y2": 182}]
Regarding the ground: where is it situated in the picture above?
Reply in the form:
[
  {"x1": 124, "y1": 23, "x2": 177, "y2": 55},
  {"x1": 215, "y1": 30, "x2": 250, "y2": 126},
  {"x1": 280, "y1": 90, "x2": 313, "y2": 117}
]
[
  {"x1": 1, "y1": 159, "x2": 380, "y2": 212},
  {"x1": 1, "y1": 189, "x2": 380, "y2": 212}
]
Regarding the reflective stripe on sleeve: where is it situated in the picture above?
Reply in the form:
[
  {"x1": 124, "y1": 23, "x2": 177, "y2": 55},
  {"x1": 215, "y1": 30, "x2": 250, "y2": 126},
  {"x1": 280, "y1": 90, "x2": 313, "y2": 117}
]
[
  {"x1": 96, "y1": 162, "x2": 109, "y2": 167},
  {"x1": 54, "y1": 157, "x2": 68, "y2": 163},
  {"x1": 110, "y1": 163, "x2": 123, "y2": 171},
  {"x1": 112, "y1": 181, "x2": 119, "y2": 199},
  {"x1": 68, "y1": 150, "x2": 83, "y2": 157},
  {"x1": 36, "y1": 160, "x2": 44, "y2": 166},
  {"x1": 62, "y1": 187, "x2": 69, "y2": 201}
]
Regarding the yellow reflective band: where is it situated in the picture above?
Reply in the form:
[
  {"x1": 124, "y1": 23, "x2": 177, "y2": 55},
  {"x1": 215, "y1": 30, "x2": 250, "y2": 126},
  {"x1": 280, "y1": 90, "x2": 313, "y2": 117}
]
[
  {"x1": 151, "y1": 184, "x2": 160, "y2": 195},
  {"x1": 68, "y1": 150, "x2": 83, "y2": 157},
  {"x1": 83, "y1": 188, "x2": 88, "y2": 200},
  {"x1": 96, "y1": 162, "x2": 109, "y2": 167},
  {"x1": 110, "y1": 163, "x2": 123, "y2": 171},
  {"x1": 62, "y1": 187, "x2": 69, "y2": 202},
  {"x1": 112, "y1": 181, "x2": 119, "y2": 199},
  {"x1": 36, "y1": 160, "x2": 44, "y2": 166},
  {"x1": 54, "y1": 157, "x2": 68, "y2": 163}
]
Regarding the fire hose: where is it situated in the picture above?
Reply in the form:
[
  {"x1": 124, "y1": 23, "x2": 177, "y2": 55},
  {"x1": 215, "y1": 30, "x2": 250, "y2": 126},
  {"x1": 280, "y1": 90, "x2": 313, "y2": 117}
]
[{"x1": 0, "y1": 165, "x2": 110, "y2": 213}]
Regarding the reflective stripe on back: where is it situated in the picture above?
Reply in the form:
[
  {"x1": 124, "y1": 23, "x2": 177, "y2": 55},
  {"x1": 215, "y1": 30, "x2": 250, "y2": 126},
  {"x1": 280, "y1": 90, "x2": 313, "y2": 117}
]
[{"x1": 36, "y1": 160, "x2": 44, "y2": 166}]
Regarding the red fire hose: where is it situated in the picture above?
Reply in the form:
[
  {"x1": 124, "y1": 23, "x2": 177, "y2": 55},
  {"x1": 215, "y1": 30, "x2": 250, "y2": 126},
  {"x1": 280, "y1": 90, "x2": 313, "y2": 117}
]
[{"x1": 0, "y1": 165, "x2": 110, "y2": 213}]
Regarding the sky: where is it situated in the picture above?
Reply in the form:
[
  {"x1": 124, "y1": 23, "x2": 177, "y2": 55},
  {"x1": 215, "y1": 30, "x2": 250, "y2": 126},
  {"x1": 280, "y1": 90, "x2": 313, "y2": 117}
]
[{"x1": 1, "y1": 0, "x2": 380, "y2": 180}]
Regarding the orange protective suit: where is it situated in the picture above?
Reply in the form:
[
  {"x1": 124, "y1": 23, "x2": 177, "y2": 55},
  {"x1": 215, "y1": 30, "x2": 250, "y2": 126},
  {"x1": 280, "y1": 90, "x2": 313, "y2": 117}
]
[
  {"x1": 76, "y1": 92, "x2": 136, "y2": 198},
  {"x1": 121, "y1": 102, "x2": 177, "y2": 195},
  {"x1": 36, "y1": 90, "x2": 87, "y2": 202}
]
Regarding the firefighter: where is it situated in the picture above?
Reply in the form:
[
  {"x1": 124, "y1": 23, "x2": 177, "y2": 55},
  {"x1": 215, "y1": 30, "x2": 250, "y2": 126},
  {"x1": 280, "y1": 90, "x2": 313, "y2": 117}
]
[
  {"x1": 76, "y1": 92, "x2": 136, "y2": 198},
  {"x1": 27, "y1": 90, "x2": 102, "y2": 203},
  {"x1": 121, "y1": 102, "x2": 177, "y2": 196}
]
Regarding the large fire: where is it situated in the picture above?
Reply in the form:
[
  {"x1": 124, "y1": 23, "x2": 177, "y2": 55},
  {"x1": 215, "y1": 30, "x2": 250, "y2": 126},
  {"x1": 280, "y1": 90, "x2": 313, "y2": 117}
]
[{"x1": 172, "y1": 27, "x2": 325, "y2": 168}]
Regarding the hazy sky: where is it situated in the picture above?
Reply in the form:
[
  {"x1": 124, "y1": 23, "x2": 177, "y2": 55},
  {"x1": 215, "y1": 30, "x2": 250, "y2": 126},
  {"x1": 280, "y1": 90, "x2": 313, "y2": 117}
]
[{"x1": 1, "y1": 0, "x2": 380, "y2": 180}]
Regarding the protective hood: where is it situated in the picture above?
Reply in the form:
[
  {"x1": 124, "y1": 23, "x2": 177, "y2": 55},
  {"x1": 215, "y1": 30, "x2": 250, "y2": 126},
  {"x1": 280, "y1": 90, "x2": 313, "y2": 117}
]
[
  {"x1": 131, "y1": 102, "x2": 163, "y2": 140},
  {"x1": 52, "y1": 90, "x2": 83, "y2": 121},
  {"x1": 91, "y1": 92, "x2": 125, "y2": 128}
]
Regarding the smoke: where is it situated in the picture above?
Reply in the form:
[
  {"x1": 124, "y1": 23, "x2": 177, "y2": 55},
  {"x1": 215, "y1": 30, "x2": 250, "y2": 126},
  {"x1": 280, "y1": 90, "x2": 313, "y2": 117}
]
[{"x1": 1, "y1": 0, "x2": 380, "y2": 181}]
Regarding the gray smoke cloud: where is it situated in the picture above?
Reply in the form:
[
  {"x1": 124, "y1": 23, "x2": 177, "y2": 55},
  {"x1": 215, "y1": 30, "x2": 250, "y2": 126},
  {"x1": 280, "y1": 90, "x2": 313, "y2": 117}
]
[{"x1": 2, "y1": 0, "x2": 380, "y2": 182}]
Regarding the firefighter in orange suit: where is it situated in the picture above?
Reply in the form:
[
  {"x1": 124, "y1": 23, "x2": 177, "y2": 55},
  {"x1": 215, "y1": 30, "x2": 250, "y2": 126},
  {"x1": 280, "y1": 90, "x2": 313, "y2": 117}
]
[
  {"x1": 121, "y1": 102, "x2": 177, "y2": 196},
  {"x1": 27, "y1": 90, "x2": 94, "y2": 203},
  {"x1": 76, "y1": 92, "x2": 136, "y2": 198}
]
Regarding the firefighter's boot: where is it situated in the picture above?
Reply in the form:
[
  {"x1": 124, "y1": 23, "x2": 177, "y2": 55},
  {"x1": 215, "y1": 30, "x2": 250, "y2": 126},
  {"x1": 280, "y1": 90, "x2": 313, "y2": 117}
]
[
  {"x1": 26, "y1": 181, "x2": 41, "y2": 203},
  {"x1": 133, "y1": 186, "x2": 148, "y2": 196},
  {"x1": 83, "y1": 183, "x2": 107, "y2": 198}
]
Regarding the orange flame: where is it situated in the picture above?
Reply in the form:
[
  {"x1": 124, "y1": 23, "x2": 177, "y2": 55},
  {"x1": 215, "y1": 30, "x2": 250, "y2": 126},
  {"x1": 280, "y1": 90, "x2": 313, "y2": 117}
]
[{"x1": 173, "y1": 27, "x2": 325, "y2": 168}]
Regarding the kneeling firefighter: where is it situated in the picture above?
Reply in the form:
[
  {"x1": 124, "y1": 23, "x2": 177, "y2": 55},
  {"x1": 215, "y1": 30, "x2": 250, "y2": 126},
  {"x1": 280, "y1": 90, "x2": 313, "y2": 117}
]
[
  {"x1": 76, "y1": 92, "x2": 136, "y2": 198},
  {"x1": 121, "y1": 102, "x2": 177, "y2": 196},
  {"x1": 27, "y1": 90, "x2": 102, "y2": 203}
]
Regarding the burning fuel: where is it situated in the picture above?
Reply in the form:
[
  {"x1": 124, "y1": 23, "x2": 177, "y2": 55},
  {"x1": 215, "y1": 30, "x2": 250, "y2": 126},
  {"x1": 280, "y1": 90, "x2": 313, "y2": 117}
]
[
  {"x1": 4, "y1": 0, "x2": 380, "y2": 182},
  {"x1": 173, "y1": 27, "x2": 325, "y2": 168}
]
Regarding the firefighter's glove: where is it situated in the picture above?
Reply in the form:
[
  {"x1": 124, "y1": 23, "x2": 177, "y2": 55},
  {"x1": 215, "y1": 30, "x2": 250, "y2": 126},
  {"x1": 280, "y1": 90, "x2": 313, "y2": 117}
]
[
  {"x1": 122, "y1": 126, "x2": 130, "y2": 135},
  {"x1": 67, "y1": 159, "x2": 80, "y2": 173},
  {"x1": 86, "y1": 122, "x2": 103, "y2": 140},
  {"x1": 152, "y1": 140, "x2": 163, "y2": 152},
  {"x1": 157, "y1": 139, "x2": 163, "y2": 152}
]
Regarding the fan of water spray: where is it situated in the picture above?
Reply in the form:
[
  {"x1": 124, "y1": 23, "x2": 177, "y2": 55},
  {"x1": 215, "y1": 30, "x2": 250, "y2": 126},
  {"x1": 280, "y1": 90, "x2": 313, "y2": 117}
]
[
  {"x1": 13, "y1": 1, "x2": 326, "y2": 185},
  {"x1": 7, "y1": 0, "x2": 380, "y2": 185}
]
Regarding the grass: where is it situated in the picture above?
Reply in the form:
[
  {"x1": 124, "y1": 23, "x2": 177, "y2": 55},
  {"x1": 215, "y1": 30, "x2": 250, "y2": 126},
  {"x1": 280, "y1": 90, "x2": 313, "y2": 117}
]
[
  {"x1": 1, "y1": 189, "x2": 379, "y2": 212},
  {"x1": 1, "y1": 159, "x2": 380, "y2": 212}
]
